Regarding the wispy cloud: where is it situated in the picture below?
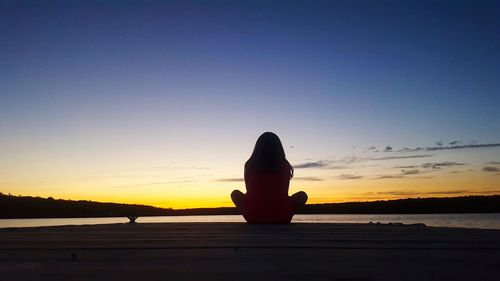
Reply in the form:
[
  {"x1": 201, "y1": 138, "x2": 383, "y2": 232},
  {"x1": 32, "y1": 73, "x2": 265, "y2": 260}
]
[
  {"x1": 483, "y1": 166, "x2": 500, "y2": 172},
  {"x1": 376, "y1": 175, "x2": 405, "y2": 179},
  {"x1": 296, "y1": 141, "x2": 499, "y2": 170},
  {"x1": 394, "y1": 162, "x2": 467, "y2": 172},
  {"x1": 293, "y1": 160, "x2": 348, "y2": 169},
  {"x1": 370, "y1": 189, "x2": 500, "y2": 196},
  {"x1": 293, "y1": 177, "x2": 324, "y2": 181},
  {"x1": 338, "y1": 174, "x2": 363, "y2": 180},
  {"x1": 377, "y1": 190, "x2": 418, "y2": 196},
  {"x1": 398, "y1": 147, "x2": 424, "y2": 152},
  {"x1": 350, "y1": 189, "x2": 500, "y2": 201},
  {"x1": 394, "y1": 142, "x2": 500, "y2": 152},
  {"x1": 425, "y1": 190, "x2": 470, "y2": 195},
  {"x1": 401, "y1": 169, "x2": 420, "y2": 175},
  {"x1": 171, "y1": 166, "x2": 211, "y2": 170},
  {"x1": 371, "y1": 155, "x2": 433, "y2": 161},
  {"x1": 475, "y1": 190, "x2": 500, "y2": 194},
  {"x1": 294, "y1": 161, "x2": 329, "y2": 169},
  {"x1": 215, "y1": 178, "x2": 244, "y2": 182},
  {"x1": 425, "y1": 143, "x2": 500, "y2": 151},
  {"x1": 421, "y1": 161, "x2": 466, "y2": 169},
  {"x1": 322, "y1": 154, "x2": 434, "y2": 164},
  {"x1": 376, "y1": 168, "x2": 434, "y2": 179},
  {"x1": 394, "y1": 165, "x2": 419, "y2": 169},
  {"x1": 325, "y1": 165, "x2": 349, "y2": 170}
]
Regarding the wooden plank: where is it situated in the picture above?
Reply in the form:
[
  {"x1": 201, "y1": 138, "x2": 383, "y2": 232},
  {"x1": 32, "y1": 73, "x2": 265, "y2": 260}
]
[{"x1": 0, "y1": 223, "x2": 499, "y2": 280}]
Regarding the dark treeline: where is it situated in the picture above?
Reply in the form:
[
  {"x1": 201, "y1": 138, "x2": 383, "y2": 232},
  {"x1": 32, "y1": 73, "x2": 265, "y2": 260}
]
[
  {"x1": 0, "y1": 193, "x2": 172, "y2": 219},
  {"x1": 173, "y1": 195, "x2": 500, "y2": 215},
  {"x1": 299, "y1": 195, "x2": 500, "y2": 214},
  {"x1": 1, "y1": 193, "x2": 500, "y2": 218}
]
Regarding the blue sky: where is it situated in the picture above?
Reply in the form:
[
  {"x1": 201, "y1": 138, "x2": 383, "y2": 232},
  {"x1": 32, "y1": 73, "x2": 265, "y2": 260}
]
[{"x1": 1, "y1": 0, "x2": 499, "y2": 207}]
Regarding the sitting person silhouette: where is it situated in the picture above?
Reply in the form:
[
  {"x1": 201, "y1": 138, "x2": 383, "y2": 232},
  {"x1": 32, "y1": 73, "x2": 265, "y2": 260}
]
[{"x1": 231, "y1": 132, "x2": 308, "y2": 224}]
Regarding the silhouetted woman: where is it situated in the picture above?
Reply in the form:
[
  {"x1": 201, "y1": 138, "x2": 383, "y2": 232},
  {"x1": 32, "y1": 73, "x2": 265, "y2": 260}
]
[{"x1": 231, "y1": 132, "x2": 308, "y2": 223}]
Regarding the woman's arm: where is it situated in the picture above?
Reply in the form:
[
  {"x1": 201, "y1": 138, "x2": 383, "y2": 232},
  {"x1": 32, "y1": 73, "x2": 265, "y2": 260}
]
[{"x1": 244, "y1": 167, "x2": 249, "y2": 192}]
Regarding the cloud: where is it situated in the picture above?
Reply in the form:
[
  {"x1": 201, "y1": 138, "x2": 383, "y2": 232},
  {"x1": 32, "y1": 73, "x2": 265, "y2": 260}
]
[
  {"x1": 483, "y1": 166, "x2": 500, "y2": 172},
  {"x1": 421, "y1": 161, "x2": 466, "y2": 169},
  {"x1": 394, "y1": 165, "x2": 419, "y2": 169},
  {"x1": 353, "y1": 189, "x2": 500, "y2": 200},
  {"x1": 476, "y1": 189, "x2": 500, "y2": 194},
  {"x1": 436, "y1": 141, "x2": 443, "y2": 147},
  {"x1": 367, "y1": 146, "x2": 377, "y2": 150},
  {"x1": 384, "y1": 145, "x2": 393, "y2": 152},
  {"x1": 486, "y1": 161, "x2": 500, "y2": 165},
  {"x1": 425, "y1": 190, "x2": 469, "y2": 195},
  {"x1": 332, "y1": 156, "x2": 389, "y2": 164},
  {"x1": 371, "y1": 155, "x2": 433, "y2": 161},
  {"x1": 376, "y1": 175, "x2": 405, "y2": 179},
  {"x1": 327, "y1": 165, "x2": 349, "y2": 170},
  {"x1": 294, "y1": 160, "x2": 348, "y2": 169},
  {"x1": 215, "y1": 178, "x2": 244, "y2": 182},
  {"x1": 171, "y1": 166, "x2": 211, "y2": 170},
  {"x1": 398, "y1": 147, "x2": 424, "y2": 152},
  {"x1": 377, "y1": 190, "x2": 419, "y2": 196},
  {"x1": 294, "y1": 154, "x2": 400, "y2": 168},
  {"x1": 401, "y1": 169, "x2": 420, "y2": 175},
  {"x1": 339, "y1": 157, "x2": 364, "y2": 163},
  {"x1": 377, "y1": 189, "x2": 500, "y2": 196},
  {"x1": 293, "y1": 177, "x2": 323, "y2": 181},
  {"x1": 396, "y1": 142, "x2": 500, "y2": 152},
  {"x1": 376, "y1": 190, "x2": 470, "y2": 196},
  {"x1": 294, "y1": 161, "x2": 329, "y2": 169},
  {"x1": 338, "y1": 174, "x2": 363, "y2": 180},
  {"x1": 426, "y1": 143, "x2": 500, "y2": 151},
  {"x1": 376, "y1": 169, "x2": 432, "y2": 179}
]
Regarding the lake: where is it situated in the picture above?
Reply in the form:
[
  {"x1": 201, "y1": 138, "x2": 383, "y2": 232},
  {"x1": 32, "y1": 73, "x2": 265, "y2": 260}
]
[{"x1": 1, "y1": 213, "x2": 499, "y2": 229}]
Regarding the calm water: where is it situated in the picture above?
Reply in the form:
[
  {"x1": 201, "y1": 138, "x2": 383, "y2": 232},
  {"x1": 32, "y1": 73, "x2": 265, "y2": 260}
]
[{"x1": 1, "y1": 213, "x2": 499, "y2": 229}]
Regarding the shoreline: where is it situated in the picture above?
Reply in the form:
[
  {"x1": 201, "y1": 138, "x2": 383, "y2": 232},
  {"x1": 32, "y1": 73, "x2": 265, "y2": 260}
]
[{"x1": 2, "y1": 213, "x2": 500, "y2": 230}]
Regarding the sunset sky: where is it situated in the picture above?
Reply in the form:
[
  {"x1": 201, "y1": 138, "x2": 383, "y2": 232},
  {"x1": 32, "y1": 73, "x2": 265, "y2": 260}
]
[{"x1": 1, "y1": 0, "x2": 499, "y2": 208}]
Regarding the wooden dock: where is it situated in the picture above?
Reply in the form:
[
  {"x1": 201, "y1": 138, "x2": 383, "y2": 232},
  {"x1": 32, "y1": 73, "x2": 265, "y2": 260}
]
[{"x1": 1, "y1": 222, "x2": 499, "y2": 280}]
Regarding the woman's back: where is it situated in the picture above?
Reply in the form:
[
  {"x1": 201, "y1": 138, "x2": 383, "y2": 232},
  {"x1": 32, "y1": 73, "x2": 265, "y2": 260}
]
[
  {"x1": 230, "y1": 132, "x2": 307, "y2": 224},
  {"x1": 243, "y1": 166, "x2": 293, "y2": 223}
]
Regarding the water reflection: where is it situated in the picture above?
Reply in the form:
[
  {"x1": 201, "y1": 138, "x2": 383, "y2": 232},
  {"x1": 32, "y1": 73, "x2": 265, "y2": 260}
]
[{"x1": 1, "y1": 213, "x2": 499, "y2": 229}]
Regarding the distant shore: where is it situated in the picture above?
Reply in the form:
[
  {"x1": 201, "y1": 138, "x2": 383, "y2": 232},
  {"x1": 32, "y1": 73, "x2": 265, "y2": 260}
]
[
  {"x1": 2, "y1": 193, "x2": 500, "y2": 218},
  {"x1": 2, "y1": 213, "x2": 500, "y2": 230}
]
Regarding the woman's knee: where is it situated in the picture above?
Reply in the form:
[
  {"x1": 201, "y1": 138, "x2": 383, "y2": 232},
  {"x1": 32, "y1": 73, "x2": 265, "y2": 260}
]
[
  {"x1": 231, "y1": 190, "x2": 245, "y2": 207},
  {"x1": 292, "y1": 191, "x2": 308, "y2": 203},
  {"x1": 231, "y1": 189, "x2": 244, "y2": 199},
  {"x1": 292, "y1": 191, "x2": 308, "y2": 206}
]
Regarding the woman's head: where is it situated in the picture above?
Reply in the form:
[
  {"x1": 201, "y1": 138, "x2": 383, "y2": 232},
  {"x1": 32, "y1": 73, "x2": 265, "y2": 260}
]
[{"x1": 245, "y1": 132, "x2": 293, "y2": 177}]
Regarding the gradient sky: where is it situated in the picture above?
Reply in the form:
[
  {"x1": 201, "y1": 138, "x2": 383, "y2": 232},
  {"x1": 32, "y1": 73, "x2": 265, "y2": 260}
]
[{"x1": 1, "y1": 0, "x2": 499, "y2": 208}]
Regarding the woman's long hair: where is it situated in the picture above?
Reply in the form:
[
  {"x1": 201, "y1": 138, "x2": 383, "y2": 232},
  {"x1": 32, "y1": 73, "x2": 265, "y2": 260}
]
[{"x1": 245, "y1": 132, "x2": 293, "y2": 178}]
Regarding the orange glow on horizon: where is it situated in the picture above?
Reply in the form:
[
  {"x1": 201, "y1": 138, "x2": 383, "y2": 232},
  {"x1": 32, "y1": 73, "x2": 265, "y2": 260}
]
[{"x1": 3, "y1": 171, "x2": 499, "y2": 209}]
